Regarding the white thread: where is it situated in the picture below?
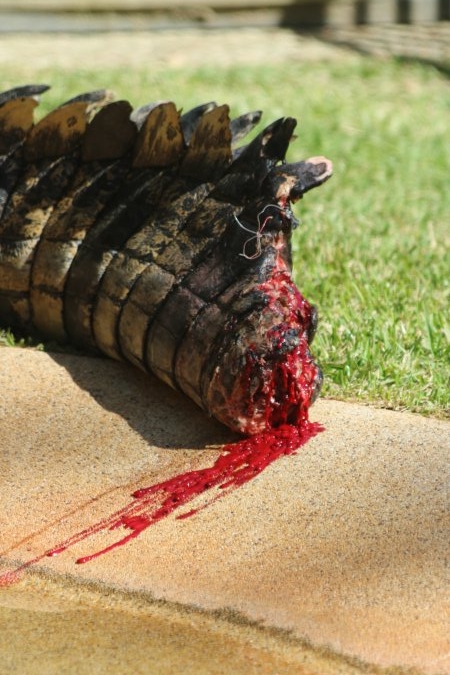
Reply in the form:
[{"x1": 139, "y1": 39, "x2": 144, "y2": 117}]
[{"x1": 234, "y1": 204, "x2": 284, "y2": 260}]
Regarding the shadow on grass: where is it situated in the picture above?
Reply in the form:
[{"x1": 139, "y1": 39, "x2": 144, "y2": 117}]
[
  {"x1": 314, "y1": 28, "x2": 450, "y2": 79},
  {"x1": 392, "y1": 54, "x2": 450, "y2": 78}
]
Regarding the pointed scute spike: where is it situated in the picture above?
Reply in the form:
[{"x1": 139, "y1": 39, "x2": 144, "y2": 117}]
[
  {"x1": 59, "y1": 89, "x2": 115, "y2": 122},
  {"x1": 82, "y1": 100, "x2": 137, "y2": 161},
  {"x1": 0, "y1": 84, "x2": 50, "y2": 107},
  {"x1": 230, "y1": 110, "x2": 262, "y2": 145},
  {"x1": 180, "y1": 102, "x2": 216, "y2": 144},
  {"x1": 24, "y1": 100, "x2": 91, "y2": 161},
  {"x1": 264, "y1": 156, "x2": 333, "y2": 202},
  {"x1": 261, "y1": 117, "x2": 297, "y2": 162},
  {"x1": 209, "y1": 116, "x2": 297, "y2": 204},
  {"x1": 230, "y1": 116, "x2": 296, "y2": 174},
  {"x1": 132, "y1": 101, "x2": 184, "y2": 168},
  {"x1": 0, "y1": 97, "x2": 40, "y2": 154},
  {"x1": 58, "y1": 89, "x2": 113, "y2": 107},
  {"x1": 180, "y1": 104, "x2": 232, "y2": 181},
  {"x1": 130, "y1": 101, "x2": 163, "y2": 130}
]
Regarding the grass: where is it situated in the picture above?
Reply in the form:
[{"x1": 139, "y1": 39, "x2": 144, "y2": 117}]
[{"x1": 1, "y1": 51, "x2": 449, "y2": 418}]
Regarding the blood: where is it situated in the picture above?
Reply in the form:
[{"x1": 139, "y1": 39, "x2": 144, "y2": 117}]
[
  {"x1": 0, "y1": 250, "x2": 324, "y2": 586},
  {"x1": 0, "y1": 420, "x2": 323, "y2": 585}
]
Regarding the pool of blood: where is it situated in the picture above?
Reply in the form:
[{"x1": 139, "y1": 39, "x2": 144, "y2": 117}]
[{"x1": 0, "y1": 259, "x2": 323, "y2": 585}]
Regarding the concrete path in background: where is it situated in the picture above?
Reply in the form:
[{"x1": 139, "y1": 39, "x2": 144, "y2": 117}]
[
  {"x1": 0, "y1": 24, "x2": 448, "y2": 72},
  {"x1": 1, "y1": 348, "x2": 448, "y2": 675}
]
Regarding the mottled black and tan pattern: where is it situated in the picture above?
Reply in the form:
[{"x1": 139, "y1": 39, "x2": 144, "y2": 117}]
[{"x1": 0, "y1": 85, "x2": 332, "y2": 433}]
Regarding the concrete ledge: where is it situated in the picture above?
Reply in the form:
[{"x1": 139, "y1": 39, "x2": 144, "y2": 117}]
[{"x1": 1, "y1": 348, "x2": 449, "y2": 674}]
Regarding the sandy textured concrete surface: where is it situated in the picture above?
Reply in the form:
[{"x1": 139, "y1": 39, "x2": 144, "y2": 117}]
[{"x1": 0, "y1": 348, "x2": 449, "y2": 675}]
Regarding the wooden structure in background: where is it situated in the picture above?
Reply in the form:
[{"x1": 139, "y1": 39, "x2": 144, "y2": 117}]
[{"x1": 0, "y1": 0, "x2": 448, "y2": 29}]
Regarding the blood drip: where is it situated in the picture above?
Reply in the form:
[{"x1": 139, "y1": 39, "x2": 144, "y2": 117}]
[
  {"x1": 0, "y1": 421, "x2": 322, "y2": 585},
  {"x1": 0, "y1": 258, "x2": 324, "y2": 586}
]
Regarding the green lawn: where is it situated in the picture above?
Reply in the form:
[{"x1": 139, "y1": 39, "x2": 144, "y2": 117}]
[{"x1": 1, "y1": 54, "x2": 449, "y2": 417}]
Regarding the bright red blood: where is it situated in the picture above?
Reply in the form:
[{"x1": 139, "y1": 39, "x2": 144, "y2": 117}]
[
  {"x1": 0, "y1": 421, "x2": 322, "y2": 585},
  {"x1": 0, "y1": 253, "x2": 323, "y2": 585}
]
